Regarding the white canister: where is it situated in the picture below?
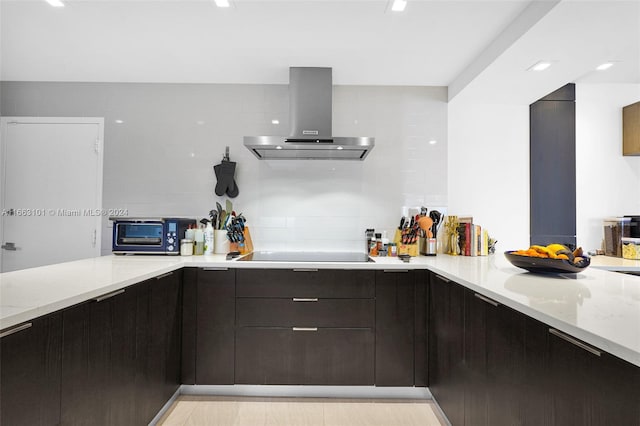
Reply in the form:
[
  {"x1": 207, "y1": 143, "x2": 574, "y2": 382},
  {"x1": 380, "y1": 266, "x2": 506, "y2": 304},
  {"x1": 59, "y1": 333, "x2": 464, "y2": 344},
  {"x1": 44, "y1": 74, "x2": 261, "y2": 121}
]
[{"x1": 214, "y1": 229, "x2": 230, "y2": 254}]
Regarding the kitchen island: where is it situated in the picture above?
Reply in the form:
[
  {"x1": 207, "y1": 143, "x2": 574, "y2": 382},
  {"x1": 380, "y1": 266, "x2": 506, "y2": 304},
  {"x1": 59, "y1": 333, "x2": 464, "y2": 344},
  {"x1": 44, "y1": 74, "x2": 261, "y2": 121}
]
[{"x1": 1, "y1": 253, "x2": 639, "y2": 426}]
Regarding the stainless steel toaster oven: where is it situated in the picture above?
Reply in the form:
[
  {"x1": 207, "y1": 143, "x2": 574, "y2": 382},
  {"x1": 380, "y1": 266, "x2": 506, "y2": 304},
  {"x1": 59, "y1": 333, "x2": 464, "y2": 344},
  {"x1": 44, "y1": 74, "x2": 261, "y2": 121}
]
[{"x1": 110, "y1": 217, "x2": 196, "y2": 255}]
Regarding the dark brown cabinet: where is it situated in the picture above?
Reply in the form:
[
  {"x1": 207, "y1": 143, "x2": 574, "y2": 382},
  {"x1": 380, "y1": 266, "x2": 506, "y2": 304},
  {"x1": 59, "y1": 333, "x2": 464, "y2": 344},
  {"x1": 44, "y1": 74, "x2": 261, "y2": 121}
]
[
  {"x1": 236, "y1": 327, "x2": 374, "y2": 385},
  {"x1": 0, "y1": 313, "x2": 62, "y2": 426},
  {"x1": 429, "y1": 272, "x2": 640, "y2": 426},
  {"x1": 61, "y1": 290, "x2": 124, "y2": 425},
  {"x1": 194, "y1": 267, "x2": 236, "y2": 384},
  {"x1": 463, "y1": 290, "x2": 547, "y2": 426},
  {"x1": 60, "y1": 270, "x2": 181, "y2": 426},
  {"x1": 430, "y1": 275, "x2": 551, "y2": 426},
  {"x1": 414, "y1": 270, "x2": 428, "y2": 387},
  {"x1": 548, "y1": 328, "x2": 640, "y2": 426},
  {"x1": 147, "y1": 271, "x2": 182, "y2": 418},
  {"x1": 236, "y1": 268, "x2": 375, "y2": 298},
  {"x1": 235, "y1": 268, "x2": 375, "y2": 385},
  {"x1": 375, "y1": 270, "x2": 416, "y2": 386},
  {"x1": 429, "y1": 273, "x2": 466, "y2": 426}
]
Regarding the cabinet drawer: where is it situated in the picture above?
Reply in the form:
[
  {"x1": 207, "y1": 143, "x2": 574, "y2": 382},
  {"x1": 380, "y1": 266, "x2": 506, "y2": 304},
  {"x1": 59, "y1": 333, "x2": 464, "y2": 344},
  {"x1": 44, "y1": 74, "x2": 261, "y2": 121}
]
[
  {"x1": 236, "y1": 269, "x2": 374, "y2": 298},
  {"x1": 235, "y1": 327, "x2": 374, "y2": 385},
  {"x1": 236, "y1": 298, "x2": 374, "y2": 328}
]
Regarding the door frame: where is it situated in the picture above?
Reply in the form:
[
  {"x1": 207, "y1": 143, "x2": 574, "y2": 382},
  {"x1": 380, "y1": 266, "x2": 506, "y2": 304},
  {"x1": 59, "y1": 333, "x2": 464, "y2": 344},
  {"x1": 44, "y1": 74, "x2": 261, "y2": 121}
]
[{"x1": 0, "y1": 117, "x2": 105, "y2": 270}]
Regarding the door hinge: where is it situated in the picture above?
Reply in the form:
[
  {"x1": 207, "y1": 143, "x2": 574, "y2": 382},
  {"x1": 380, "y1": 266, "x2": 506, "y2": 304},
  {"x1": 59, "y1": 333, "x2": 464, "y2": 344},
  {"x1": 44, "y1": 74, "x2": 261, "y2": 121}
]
[
  {"x1": 94, "y1": 139, "x2": 100, "y2": 153},
  {"x1": 92, "y1": 229, "x2": 97, "y2": 247}
]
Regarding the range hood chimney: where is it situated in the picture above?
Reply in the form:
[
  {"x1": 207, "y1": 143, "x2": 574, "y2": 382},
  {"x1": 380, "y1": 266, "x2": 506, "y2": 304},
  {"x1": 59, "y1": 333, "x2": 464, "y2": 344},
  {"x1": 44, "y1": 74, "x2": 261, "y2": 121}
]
[{"x1": 244, "y1": 67, "x2": 375, "y2": 160}]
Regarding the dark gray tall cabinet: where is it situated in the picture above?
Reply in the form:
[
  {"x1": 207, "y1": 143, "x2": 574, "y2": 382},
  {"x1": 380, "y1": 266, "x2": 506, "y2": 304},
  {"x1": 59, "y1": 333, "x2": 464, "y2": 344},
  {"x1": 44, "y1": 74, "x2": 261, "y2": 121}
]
[{"x1": 530, "y1": 83, "x2": 576, "y2": 248}]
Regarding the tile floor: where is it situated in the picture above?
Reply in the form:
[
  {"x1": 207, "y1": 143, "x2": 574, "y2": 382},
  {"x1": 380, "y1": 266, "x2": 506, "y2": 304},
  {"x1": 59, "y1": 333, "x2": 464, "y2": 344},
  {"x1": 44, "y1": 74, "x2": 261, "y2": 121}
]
[{"x1": 157, "y1": 396, "x2": 445, "y2": 426}]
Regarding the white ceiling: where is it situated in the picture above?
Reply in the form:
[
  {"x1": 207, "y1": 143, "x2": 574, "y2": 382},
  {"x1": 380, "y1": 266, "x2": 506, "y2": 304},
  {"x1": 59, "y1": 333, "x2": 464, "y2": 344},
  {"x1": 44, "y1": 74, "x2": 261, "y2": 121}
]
[{"x1": 1, "y1": 0, "x2": 639, "y2": 103}]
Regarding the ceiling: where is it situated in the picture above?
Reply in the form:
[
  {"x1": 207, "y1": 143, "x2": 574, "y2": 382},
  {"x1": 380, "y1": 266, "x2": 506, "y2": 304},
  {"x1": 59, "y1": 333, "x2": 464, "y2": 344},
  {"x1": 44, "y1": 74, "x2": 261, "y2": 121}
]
[{"x1": 1, "y1": 0, "x2": 639, "y2": 104}]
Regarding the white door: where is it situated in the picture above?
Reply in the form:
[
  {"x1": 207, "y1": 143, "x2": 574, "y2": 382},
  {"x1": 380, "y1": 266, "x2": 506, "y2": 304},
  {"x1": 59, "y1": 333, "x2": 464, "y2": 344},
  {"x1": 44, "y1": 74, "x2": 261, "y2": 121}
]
[{"x1": 0, "y1": 117, "x2": 104, "y2": 272}]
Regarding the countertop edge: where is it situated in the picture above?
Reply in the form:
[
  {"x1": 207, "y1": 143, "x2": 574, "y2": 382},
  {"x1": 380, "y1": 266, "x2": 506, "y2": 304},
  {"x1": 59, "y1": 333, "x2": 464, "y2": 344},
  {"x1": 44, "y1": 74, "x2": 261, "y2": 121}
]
[{"x1": 2, "y1": 254, "x2": 639, "y2": 368}]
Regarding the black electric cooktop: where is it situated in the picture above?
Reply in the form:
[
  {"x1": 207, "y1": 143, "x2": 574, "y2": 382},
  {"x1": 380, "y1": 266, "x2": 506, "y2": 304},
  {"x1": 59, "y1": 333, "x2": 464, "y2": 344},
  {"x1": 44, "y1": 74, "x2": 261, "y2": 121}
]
[{"x1": 237, "y1": 251, "x2": 373, "y2": 263}]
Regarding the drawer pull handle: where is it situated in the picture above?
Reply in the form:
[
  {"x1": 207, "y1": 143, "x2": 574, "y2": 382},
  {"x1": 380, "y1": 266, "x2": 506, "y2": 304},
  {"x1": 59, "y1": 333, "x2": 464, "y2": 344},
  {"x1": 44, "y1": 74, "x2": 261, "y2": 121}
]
[
  {"x1": 94, "y1": 289, "x2": 125, "y2": 302},
  {"x1": 383, "y1": 269, "x2": 409, "y2": 273},
  {"x1": 292, "y1": 268, "x2": 318, "y2": 272},
  {"x1": 155, "y1": 272, "x2": 174, "y2": 280},
  {"x1": 549, "y1": 328, "x2": 601, "y2": 357},
  {"x1": 0, "y1": 322, "x2": 32, "y2": 338},
  {"x1": 434, "y1": 274, "x2": 451, "y2": 283},
  {"x1": 203, "y1": 267, "x2": 229, "y2": 271},
  {"x1": 292, "y1": 327, "x2": 318, "y2": 332},
  {"x1": 474, "y1": 293, "x2": 499, "y2": 307},
  {"x1": 293, "y1": 298, "x2": 318, "y2": 302}
]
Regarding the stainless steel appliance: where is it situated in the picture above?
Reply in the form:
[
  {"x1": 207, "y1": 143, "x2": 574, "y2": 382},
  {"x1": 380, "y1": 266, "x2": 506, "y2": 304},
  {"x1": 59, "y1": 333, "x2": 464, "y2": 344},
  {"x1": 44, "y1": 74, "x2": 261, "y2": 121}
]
[
  {"x1": 111, "y1": 217, "x2": 196, "y2": 255},
  {"x1": 237, "y1": 251, "x2": 372, "y2": 262},
  {"x1": 244, "y1": 67, "x2": 375, "y2": 160}
]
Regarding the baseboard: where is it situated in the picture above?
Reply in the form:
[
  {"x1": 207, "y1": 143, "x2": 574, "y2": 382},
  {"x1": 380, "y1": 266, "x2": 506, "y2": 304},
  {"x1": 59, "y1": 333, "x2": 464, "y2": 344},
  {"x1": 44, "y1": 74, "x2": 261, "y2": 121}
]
[
  {"x1": 148, "y1": 387, "x2": 181, "y2": 426},
  {"x1": 429, "y1": 394, "x2": 452, "y2": 426},
  {"x1": 178, "y1": 384, "x2": 431, "y2": 400}
]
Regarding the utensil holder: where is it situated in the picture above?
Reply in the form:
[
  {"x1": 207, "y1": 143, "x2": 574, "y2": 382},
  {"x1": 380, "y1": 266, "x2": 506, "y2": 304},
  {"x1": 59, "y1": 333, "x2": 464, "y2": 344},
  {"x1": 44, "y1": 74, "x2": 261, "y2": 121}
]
[
  {"x1": 419, "y1": 236, "x2": 437, "y2": 256},
  {"x1": 214, "y1": 229, "x2": 229, "y2": 254}
]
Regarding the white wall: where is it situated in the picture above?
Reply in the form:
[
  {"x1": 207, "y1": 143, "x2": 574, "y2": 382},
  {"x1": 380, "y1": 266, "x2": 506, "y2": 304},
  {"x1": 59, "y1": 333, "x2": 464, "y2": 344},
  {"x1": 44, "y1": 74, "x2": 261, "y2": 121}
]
[
  {"x1": 576, "y1": 84, "x2": 640, "y2": 251},
  {"x1": 447, "y1": 99, "x2": 530, "y2": 252},
  {"x1": 449, "y1": 84, "x2": 640, "y2": 254},
  {"x1": 0, "y1": 82, "x2": 448, "y2": 254}
]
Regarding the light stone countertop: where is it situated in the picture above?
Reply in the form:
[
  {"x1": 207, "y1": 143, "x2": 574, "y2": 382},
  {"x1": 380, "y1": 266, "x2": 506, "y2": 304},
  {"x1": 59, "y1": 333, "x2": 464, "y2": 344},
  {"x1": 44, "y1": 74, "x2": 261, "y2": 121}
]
[{"x1": 1, "y1": 253, "x2": 639, "y2": 367}]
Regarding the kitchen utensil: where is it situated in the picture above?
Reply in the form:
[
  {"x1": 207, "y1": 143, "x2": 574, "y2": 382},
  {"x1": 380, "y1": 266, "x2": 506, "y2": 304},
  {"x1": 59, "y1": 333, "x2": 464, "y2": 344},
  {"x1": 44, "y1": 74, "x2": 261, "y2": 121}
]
[
  {"x1": 209, "y1": 210, "x2": 218, "y2": 229},
  {"x1": 215, "y1": 202, "x2": 223, "y2": 228},
  {"x1": 429, "y1": 210, "x2": 442, "y2": 238},
  {"x1": 418, "y1": 216, "x2": 434, "y2": 238}
]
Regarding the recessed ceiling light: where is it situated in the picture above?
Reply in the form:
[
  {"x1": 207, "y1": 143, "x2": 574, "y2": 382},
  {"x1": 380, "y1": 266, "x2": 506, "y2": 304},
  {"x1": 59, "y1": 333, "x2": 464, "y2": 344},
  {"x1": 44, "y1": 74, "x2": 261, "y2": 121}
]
[
  {"x1": 336, "y1": 146, "x2": 344, "y2": 150},
  {"x1": 271, "y1": 119, "x2": 280, "y2": 125},
  {"x1": 45, "y1": 0, "x2": 65, "y2": 7},
  {"x1": 429, "y1": 140, "x2": 437, "y2": 145},
  {"x1": 276, "y1": 146, "x2": 283, "y2": 150},
  {"x1": 528, "y1": 61, "x2": 552, "y2": 71},
  {"x1": 214, "y1": 0, "x2": 230, "y2": 7},
  {"x1": 391, "y1": 0, "x2": 407, "y2": 12},
  {"x1": 596, "y1": 62, "x2": 614, "y2": 71},
  {"x1": 114, "y1": 119, "x2": 124, "y2": 124}
]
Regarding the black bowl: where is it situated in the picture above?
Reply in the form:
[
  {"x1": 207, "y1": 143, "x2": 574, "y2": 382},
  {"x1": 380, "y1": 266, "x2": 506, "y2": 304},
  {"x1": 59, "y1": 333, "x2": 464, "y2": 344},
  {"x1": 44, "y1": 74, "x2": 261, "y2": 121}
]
[{"x1": 504, "y1": 251, "x2": 590, "y2": 274}]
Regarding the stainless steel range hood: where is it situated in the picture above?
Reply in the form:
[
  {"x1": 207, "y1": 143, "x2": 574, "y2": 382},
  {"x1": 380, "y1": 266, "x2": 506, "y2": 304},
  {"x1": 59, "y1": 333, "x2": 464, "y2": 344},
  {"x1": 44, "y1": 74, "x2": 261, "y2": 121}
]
[{"x1": 244, "y1": 67, "x2": 375, "y2": 160}]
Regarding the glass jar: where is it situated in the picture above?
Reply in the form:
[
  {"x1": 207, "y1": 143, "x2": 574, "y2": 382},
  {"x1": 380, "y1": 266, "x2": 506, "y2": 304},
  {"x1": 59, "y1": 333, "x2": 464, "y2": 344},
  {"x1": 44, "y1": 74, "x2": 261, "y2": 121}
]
[{"x1": 180, "y1": 239, "x2": 194, "y2": 256}]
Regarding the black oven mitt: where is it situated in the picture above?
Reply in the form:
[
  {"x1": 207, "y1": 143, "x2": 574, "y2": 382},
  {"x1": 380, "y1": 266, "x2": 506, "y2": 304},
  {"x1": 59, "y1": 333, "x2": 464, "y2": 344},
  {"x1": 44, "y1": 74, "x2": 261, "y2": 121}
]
[{"x1": 214, "y1": 160, "x2": 239, "y2": 198}]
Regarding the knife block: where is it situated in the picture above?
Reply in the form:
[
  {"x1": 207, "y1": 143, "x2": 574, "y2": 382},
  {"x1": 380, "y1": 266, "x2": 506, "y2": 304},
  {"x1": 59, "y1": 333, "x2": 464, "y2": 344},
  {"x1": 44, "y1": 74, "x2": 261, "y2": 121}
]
[
  {"x1": 229, "y1": 227, "x2": 254, "y2": 254},
  {"x1": 398, "y1": 243, "x2": 418, "y2": 257},
  {"x1": 394, "y1": 229, "x2": 418, "y2": 256},
  {"x1": 242, "y1": 226, "x2": 254, "y2": 254},
  {"x1": 393, "y1": 229, "x2": 402, "y2": 244}
]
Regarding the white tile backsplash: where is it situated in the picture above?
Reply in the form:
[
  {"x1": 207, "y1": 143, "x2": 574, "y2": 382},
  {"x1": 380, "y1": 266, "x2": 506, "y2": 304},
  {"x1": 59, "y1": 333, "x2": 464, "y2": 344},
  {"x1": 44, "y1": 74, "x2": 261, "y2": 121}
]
[{"x1": 1, "y1": 82, "x2": 448, "y2": 254}]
